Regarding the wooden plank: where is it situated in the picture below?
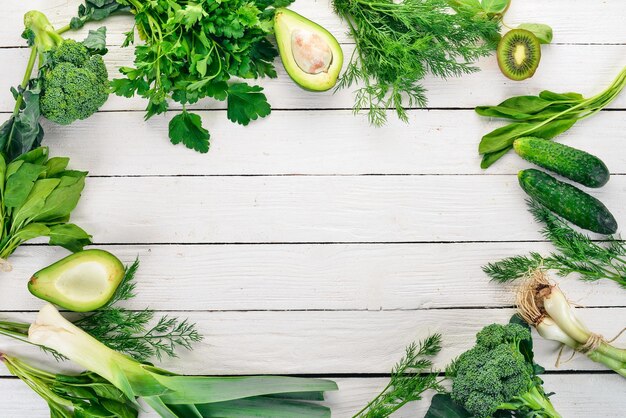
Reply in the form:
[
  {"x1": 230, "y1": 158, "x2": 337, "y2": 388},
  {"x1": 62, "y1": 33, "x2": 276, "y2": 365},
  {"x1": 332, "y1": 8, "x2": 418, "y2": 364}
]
[
  {"x1": 1, "y1": 243, "x2": 623, "y2": 311},
  {"x1": 50, "y1": 175, "x2": 626, "y2": 244},
  {"x1": 0, "y1": 374, "x2": 623, "y2": 417},
  {"x1": 1, "y1": 0, "x2": 626, "y2": 47},
  {"x1": 33, "y1": 109, "x2": 626, "y2": 176},
  {"x1": 2, "y1": 44, "x2": 626, "y2": 112},
  {"x1": 0, "y1": 309, "x2": 623, "y2": 376}
]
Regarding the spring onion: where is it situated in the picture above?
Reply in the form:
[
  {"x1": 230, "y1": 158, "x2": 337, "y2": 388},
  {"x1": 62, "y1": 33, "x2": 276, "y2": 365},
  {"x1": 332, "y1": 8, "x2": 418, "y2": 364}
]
[
  {"x1": 28, "y1": 303, "x2": 337, "y2": 417},
  {"x1": 517, "y1": 270, "x2": 626, "y2": 377}
]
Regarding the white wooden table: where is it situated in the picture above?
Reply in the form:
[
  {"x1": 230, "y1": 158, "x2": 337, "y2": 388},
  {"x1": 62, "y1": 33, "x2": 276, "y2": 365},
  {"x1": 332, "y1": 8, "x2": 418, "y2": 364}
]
[{"x1": 0, "y1": 1, "x2": 625, "y2": 416}]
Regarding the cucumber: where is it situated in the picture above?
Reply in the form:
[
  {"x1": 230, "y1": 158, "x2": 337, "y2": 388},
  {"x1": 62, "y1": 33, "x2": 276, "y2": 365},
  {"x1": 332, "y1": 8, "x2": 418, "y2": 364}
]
[
  {"x1": 518, "y1": 169, "x2": 617, "y2": 234},
  {"x1": 513, "y1": 137, "x2": 609, "y2": 188}
]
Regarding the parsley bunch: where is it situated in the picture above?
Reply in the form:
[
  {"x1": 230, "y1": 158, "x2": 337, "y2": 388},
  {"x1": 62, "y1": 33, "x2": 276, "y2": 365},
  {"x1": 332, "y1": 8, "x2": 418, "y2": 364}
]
[
  {"x1": 333, "y1": 0, "x2": 502, "y2": 125},
  {"x1": 112, "y1": 0, "x2": 292, "y2": 153}
]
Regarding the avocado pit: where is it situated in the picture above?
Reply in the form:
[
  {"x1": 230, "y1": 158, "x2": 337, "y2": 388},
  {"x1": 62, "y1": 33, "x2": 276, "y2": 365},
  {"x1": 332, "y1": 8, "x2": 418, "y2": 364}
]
[{"x1": 291, "y1": 29, "x2": 333, "y2": 75}]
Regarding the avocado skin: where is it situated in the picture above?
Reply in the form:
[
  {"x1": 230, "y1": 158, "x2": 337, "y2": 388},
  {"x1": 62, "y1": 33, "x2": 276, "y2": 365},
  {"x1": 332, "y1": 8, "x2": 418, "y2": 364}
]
[
  {"x1": 274, "y1": 8, "x2": 343, "y2": 92},
  {"x1": 28, "y1": 249, "x2": 125, "y2": 312}
]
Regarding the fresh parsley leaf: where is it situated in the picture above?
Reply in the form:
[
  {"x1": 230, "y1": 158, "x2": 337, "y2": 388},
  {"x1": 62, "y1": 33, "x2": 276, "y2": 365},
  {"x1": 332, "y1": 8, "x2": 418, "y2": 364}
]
[
  {"x1": 226, "y1": 83, "x2": 271, "y2": 126},
  {"x1": 168, "y1": 110, "x2": 210, "y2": 153}
]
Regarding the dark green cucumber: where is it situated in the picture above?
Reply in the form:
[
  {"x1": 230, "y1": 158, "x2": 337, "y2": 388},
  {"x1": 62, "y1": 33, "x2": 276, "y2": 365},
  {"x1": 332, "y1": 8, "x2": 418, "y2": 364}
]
[
  {"x1": 513, "y1": 137, "x2": 609, "y2": 188},
  {"x1": 518, "y1": 169, "x2": 617, "y2": 234}
]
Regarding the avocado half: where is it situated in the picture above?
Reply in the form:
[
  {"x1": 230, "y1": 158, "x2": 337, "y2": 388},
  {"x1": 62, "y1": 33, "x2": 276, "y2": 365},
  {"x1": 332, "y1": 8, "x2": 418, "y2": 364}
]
[
  {"x1": 274, "y1": 8, "x2": 343, "y2": 91},
  {"x1": 28, "y1": 249, "x2": 125, "y2": 312}
]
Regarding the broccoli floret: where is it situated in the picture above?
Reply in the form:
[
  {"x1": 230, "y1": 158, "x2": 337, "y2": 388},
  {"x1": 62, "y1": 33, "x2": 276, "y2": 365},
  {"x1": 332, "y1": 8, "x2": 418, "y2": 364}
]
[
  {"x1": 39, "y1": 40, "x2": 109, "y2": 125},
  {"x1": 23, "y1": 11, "x2": 109, "y2": 126},
  {"x1": 450, "y1": 323, "x2": 561, "y2": 418}
]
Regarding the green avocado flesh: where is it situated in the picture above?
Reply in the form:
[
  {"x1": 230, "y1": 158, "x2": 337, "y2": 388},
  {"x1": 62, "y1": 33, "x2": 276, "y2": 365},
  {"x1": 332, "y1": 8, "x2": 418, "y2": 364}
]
[
  {"x1": 28, "y1": 249, "x2": 125, "y2": 312},
  {"x1": 274, "y1": 8, "x2": 343, "y2": 91}
]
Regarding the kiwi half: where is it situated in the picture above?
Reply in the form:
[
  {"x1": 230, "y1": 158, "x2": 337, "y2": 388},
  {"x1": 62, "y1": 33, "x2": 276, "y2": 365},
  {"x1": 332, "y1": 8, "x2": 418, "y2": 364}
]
[{"x1": 497, "y1": 29, "x2": 541, "y2": 81}]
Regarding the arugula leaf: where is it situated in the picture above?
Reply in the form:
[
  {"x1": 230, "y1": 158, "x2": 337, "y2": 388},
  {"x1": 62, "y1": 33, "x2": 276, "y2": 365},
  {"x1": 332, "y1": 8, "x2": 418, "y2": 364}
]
[
  {"x1": 168, "y1": 111, "x2": 210, "y2": 153},
  {"x1": 227, "y1": 83, "x2": 271, "y2": 126}
]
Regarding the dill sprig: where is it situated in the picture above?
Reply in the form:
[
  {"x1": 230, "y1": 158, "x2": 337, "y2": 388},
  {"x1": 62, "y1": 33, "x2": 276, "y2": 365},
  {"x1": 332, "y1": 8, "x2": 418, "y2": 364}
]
[
  {"x1": 484, "y1": 199, "x2": 626, "y2": 288},
  {"x1": 353, "y1": 334, "x2": 444, "y2": 417},
  {"x1": 73, "y1": 259, "x2": 203, "y2": 362},
  {"x1": 333, "y1": 0, "x2": 500, "y2": 125}
]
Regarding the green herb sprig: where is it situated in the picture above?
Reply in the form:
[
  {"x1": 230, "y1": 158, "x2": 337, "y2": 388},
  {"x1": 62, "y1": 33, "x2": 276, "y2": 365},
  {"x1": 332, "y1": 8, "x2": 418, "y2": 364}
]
[
  {"x1": 477, "y1": 66, "x2": 626, "y2": 168},
  {"x1": 353, "y1": 334, "x2": 443, "y2": 417},
  {"x1": 74, "y1": 259, "x2": 203, "y2": 362},
  {"x1": 333, "y1": 0, "x2": 501, "y2": 125},
  {"x1": 484, "y1": 199, "x2": 626, "y2": 289},
  {"x1": 109, "y1": 0, "x2": 291, "y2": 153}
]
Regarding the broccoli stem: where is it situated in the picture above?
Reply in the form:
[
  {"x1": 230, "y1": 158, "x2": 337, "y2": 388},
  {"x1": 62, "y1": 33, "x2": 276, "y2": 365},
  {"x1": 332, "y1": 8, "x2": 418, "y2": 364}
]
[
  {"x1": 501, "y1": 385, "x2": 562, "y2": 418},
  {"x1": 11, "y1": 48, "x2": 38, "y2": 116}
]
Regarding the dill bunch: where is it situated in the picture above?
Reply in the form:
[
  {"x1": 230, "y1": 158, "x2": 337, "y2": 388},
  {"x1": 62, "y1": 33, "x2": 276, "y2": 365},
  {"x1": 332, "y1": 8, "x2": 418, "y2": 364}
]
[
  {"x1": 333, "y1": 0, "x2": 500, "y2": 125},
  {"x1": 73, "y1": 259, "x2": 203, "y2": 362},
  {"x1": 353, "y1": 334, "x2": 443, "y2": 417},
  {"x1": 484, "y1": 199, "x2": 626, "y2": 289}
]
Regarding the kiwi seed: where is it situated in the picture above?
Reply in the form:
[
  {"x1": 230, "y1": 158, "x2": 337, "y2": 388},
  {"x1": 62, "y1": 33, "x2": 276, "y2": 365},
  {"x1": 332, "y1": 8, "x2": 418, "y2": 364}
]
[{"x1": 497, "y1": 29, "x2": 541, "y2": 81}]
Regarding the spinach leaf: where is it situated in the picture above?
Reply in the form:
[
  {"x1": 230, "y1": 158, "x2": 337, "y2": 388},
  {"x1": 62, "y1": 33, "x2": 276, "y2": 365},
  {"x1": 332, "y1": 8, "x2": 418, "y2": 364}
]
[
  {"x1": 0, "y1": 147, "x2": 90, "y2": 261},
  {"x1": 517, "y1": 23, "x2": 553, "y2": 44},
  {"x1": 49, "y1": 224, "x2": 92, "y2": 252},
  {"x1": 425, "y1": 394, "x2": 471, "y2": 418}
]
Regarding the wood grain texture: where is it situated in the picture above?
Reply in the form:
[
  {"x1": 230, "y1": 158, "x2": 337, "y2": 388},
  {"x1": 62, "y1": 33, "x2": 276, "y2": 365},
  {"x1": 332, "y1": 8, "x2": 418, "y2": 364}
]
[
  {"x1": 28, "y1": 110, "x2": 626, "y2": 176},
  {"x1": 0, "y1": 309, "x2": 624, "y2": 376},
  {"x1": 55, "y1": 175, "x2": 625, "y2": 244},
  {"x1": 0, "y1": 0, "x2": 624, "y2": 415},
  {"x1": 1, "y1": 243, "x2": 623, "y2": 311},
  {"x1": 0, "y1": 374, "x2": 623, "y2": 418}
]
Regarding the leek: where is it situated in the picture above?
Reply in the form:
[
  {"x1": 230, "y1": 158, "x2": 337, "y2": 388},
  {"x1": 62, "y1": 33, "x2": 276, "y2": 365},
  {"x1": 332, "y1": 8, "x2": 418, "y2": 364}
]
[
  {"x1": 28, "y1": 304, "x2": 337, "y2": 417},
  {"x1": 517, "y1": 270, "x2": 626, "y2": 377}
]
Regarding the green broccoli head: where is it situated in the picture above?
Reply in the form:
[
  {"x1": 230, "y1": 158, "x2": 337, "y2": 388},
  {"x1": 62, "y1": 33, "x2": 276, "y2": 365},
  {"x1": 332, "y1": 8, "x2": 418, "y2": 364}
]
[
  {"x1": 39, "y1": 40, "x2": 109, "y2": 125},
  {"x1": 450, "y1": 323, "x2": 561, "y2": 418}
]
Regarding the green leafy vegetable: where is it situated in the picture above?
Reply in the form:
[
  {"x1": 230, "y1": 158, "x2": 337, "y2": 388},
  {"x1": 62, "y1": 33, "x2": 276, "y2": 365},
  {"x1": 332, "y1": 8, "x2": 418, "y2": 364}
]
[
  {"x1": 110, "y1": 0, "x2": 290, "y2": 153},
  {"x1": 70, "y1": 0, "x2": 130, "y2": 30},
  {"x1": 227, "y1": 83, "x2": 272, "y2": 126},
  {"x1": 1, "y1": 354, "x2": 138, "y2": 418},
  {"x1": 333, "y1": 0, "x2": 501, "y2": 125},
  {"x1": 0, "y1": 147, "x2": 90, "y2": 263},
  {"x1": 517, "y1": 23, "x2": 553, "y2": 44},
  {"x1": 424, "y1": 394, "x2": 471, "y2": 418},
  {"x1": 484, "y1": 199, "x2": 626, "y2": 288},
  {"x1": 169, "y1": 110, "x2": 210, "y2": 154},
  {"x1": 74, "y1": 259, "x2": 203, "y2": 362},
  {"x1": 477, "y1": 66, "x2": 626, "y2": 168},
  {"x1": 353, "y1": 334, "x2": 443, "y2": 417}
]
